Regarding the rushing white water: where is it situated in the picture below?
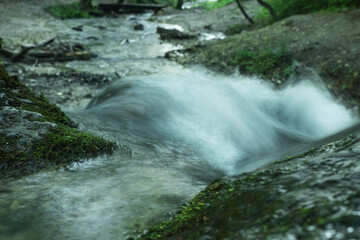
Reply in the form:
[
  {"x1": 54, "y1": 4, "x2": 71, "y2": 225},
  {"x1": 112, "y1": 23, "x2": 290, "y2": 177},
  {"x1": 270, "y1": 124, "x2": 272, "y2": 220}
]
[
  {"x1": 2, "y1": 3, "x2": 357, "y2": 239},
  {"x1": 85, "y1": 68, "x2": 356, "y2": 174},
  {"x1": 0, "y1": 68, "x2": 357, "y2": 240}
]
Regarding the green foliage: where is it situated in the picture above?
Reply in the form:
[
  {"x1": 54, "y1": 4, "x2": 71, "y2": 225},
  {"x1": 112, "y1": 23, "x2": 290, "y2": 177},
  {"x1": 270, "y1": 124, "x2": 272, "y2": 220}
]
[
  {"x1": 255, "y1": 7, "x2": 273, "y2": 23},
  {"x1": 229, "y1": 44, "x2": 294, "y2": 81},
  {"x1": 282, "y1": 63, "x2": 298, "y2": 78},
  {"x1": 190, "y1": 0, "x2": 235, "y2": 11},
  {"x1": 130, "y1": 0, "x2": 174, "y2": 5},
  {"x1": 203, "y1": 0, "x2": 234, "y2": 11},
  {"x1": 257, "y1": 0, "x2": 360, "y2": 20},
  {"x1": 47, "y1": 1, "x2": 94, "y2": 19}
]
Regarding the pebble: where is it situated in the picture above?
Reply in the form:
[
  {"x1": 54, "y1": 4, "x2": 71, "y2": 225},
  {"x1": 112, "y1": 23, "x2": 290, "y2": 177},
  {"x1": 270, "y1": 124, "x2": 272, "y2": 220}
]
[{"x1": 134, "y1": 24, "x2": 144, "y2": 31}]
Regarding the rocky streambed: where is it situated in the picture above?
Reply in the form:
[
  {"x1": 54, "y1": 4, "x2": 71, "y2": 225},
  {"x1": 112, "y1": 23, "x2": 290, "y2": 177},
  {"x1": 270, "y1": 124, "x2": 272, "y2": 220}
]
[{"x1": 1, "y1": 1, "x2": 360, "y2": 240}]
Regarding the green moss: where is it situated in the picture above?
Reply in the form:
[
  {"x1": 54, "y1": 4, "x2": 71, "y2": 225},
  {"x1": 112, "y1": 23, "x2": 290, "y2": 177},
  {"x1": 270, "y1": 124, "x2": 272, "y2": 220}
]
[
  {"x1": 229, "y1": 44, "x2": 294, "y2": 82},
  {"x1": 325, "y1": 65, "x2": 360, "y2": 98},
  {"x1": 194, "y1": 0, "x2": 234, "y2": 11},
  {"x1": 0, "y1": 126, "x2": 114, "y2": 177},
  {"x1": 1, "y1": 70, "x2": 76, "y2": 127},
  {"x1": 133, "y1": 172, "x2": 281, "y2": 239},
  {"x1": 1, "y1": 127, "x2": 115, "y2": 177},
  {"x1": 0, "y1": 65, "x2": 9, "y2": 80},
  {"x1": 32, "y1": 125, "x2": 114, "y2": 164},
  {"x1": 134, "y1": 133, "x2": 360, "y2": 240},
  {"x1": 272, "y1": 134, "x2": 356, "y2": 165},
  {"x1": 0, "y1": 65, "x2": 116, "y2": 178}
]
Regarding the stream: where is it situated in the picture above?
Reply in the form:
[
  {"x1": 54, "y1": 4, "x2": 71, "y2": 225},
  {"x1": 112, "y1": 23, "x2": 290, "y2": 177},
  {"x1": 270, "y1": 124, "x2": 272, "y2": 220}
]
[{"x1": 0, "y1": 11, "x2": 358, "y2": 240}]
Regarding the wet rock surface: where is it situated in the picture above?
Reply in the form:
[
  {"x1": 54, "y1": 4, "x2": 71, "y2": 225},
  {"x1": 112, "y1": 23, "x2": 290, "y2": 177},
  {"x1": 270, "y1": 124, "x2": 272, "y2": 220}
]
[
  {"x1": 0, "y1": 0, "x2": 184, "y2": 108},
  {"x1": 157, "y1": 27, "x2": 197, "y2": 41},
  {"x1": 21, "y1": 71, "x2": 113, "y2": 108},
  {"x1": 1, "y1": 0, "x2": 360, "y2": 239},
  {"x1": 0, "y1": 63, "x2": 115, "y2": 178},
  {"x1": 136, "y1": 132, "x2": 360, "y2": 240},
  {"x1": 0, "y1": 106, "x2": 56, "y2": 150}
]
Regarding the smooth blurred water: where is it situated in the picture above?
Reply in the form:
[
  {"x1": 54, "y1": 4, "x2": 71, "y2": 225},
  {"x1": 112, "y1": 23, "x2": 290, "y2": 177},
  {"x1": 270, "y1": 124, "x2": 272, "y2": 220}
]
[
  {"x1": 0, "y1": 67, "x2": 357, "y2": 240},
  {"x1": 84, "y1": 68, "x2": 356, "y2": 174},
  {"x1": 2, "y1": 3, "x2": 357, "y2": 239}
]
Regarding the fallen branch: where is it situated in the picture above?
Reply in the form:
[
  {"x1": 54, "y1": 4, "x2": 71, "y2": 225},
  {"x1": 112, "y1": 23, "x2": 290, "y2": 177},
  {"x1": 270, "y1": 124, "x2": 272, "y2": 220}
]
[
  {"x1": 0, "y1": 37, "x2": 55, "y2": 59},
  {"x1": 28, "y1": 51, "x2": 92, "y2": 62},
  {"x1": 0, "y1": 37, "x2": 92, "y2": 62}
]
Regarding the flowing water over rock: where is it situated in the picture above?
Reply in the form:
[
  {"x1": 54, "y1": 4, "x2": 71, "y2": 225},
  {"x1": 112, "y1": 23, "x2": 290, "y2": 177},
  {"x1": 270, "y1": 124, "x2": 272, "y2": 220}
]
[
  {"x1": 0, "y1": 7, "x2": 358, "y2": 240},
  {"x1": 0, "y1": 68, "x2": 356, "y2": 240},
  {"x1": 80, "y1": 68, "x2": 356, "y2": 174}
]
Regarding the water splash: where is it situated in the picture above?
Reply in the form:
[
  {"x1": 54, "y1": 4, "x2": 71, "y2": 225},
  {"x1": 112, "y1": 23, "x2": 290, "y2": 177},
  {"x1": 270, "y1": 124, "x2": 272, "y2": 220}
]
[
  {"x1": 1, "y1": 68, "x2": 356, "y2": 240},
  {"x1": 86, "y1": 68, "x2": 357, "y2": 174}
]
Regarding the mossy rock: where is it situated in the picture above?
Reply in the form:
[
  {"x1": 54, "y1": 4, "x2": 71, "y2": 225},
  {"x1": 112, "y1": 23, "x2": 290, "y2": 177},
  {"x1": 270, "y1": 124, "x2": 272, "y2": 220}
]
[
  {"x1": 0, "y1": 65, "x2": 116, "y2": 178},
  {"x1": 134, "y1": 134, "x2": 360, "y2": 239}
]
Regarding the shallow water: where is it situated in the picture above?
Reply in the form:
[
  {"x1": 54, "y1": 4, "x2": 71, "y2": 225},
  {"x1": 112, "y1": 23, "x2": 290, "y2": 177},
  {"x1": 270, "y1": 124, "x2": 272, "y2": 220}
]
[
  {"x1": 0, "y1": 10, "x2": 358, "y2": 240},
  {"x1": 2, "y1": 67, "x2": 357, "y2": 240},
  {"x1": 43, "y1": 13, "x2": 183, "y2": 77}
]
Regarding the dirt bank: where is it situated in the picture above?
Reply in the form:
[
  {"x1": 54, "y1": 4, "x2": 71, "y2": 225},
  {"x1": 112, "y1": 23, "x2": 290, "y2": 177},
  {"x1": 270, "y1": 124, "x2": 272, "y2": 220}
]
[{"x1": 157, "y1": 5, "x2": 360, "y2": 109}]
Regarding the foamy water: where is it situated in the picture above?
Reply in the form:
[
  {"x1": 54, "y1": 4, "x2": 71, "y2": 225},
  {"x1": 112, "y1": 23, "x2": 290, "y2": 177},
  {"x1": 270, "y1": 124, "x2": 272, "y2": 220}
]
[
  {"x1": 86, "y1": 68, "x2": 356, "y2": 174},
  {"x1": 0, "y1": 68, "x2": 356, "y2": 240}
]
